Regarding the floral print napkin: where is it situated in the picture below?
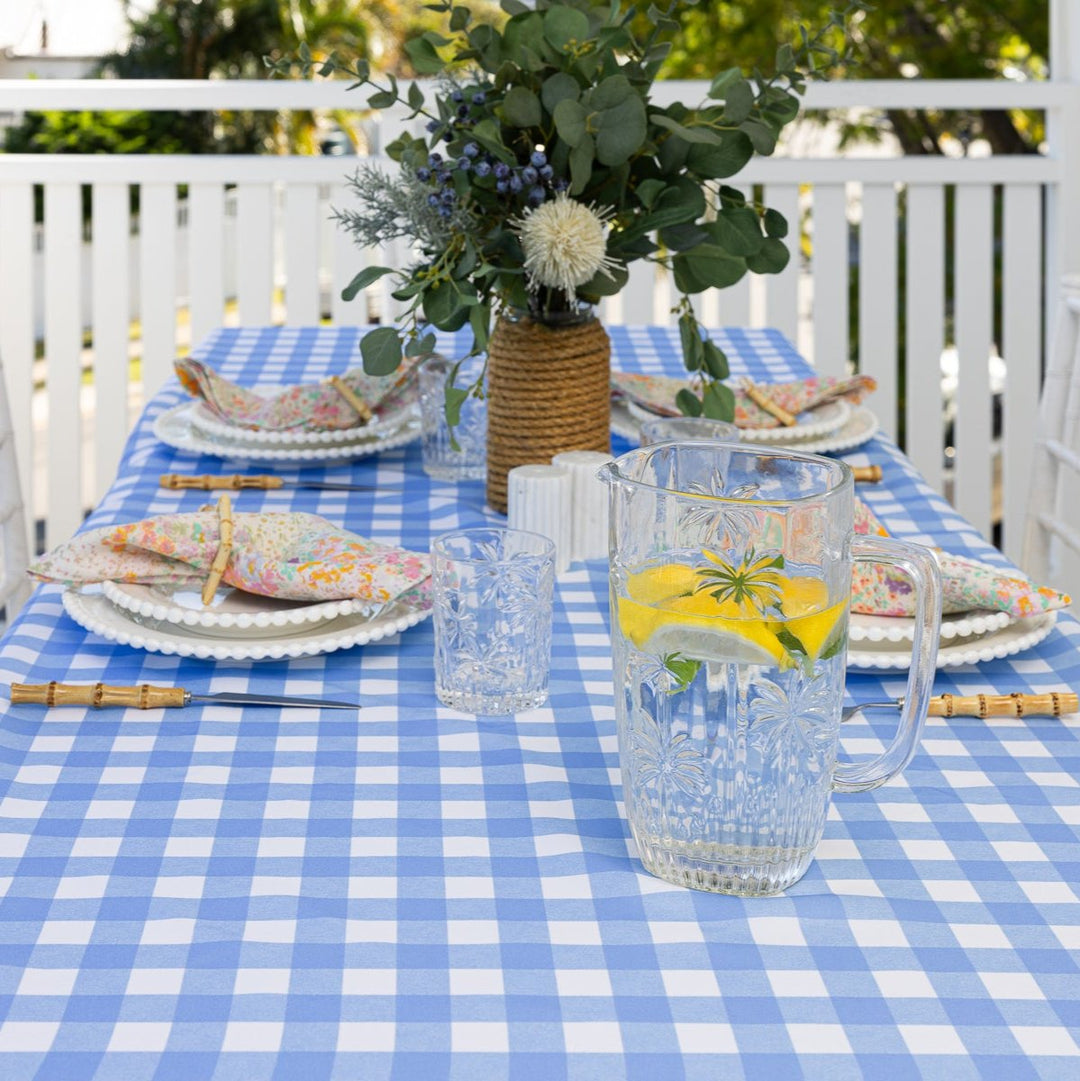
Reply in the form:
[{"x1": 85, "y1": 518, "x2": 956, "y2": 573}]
[
  {"x1": 853, "y1": 500, "x2": 1069, "y2": 617},
  {"x1": 175, "y1": 355, "x2": 423, "y2": 432},
  {"x1": 29, "y1": 510, "x2": 431, "y2": 608},
  {"x1": 611, "y1": 371, "x2": 877, "y2": 429}
]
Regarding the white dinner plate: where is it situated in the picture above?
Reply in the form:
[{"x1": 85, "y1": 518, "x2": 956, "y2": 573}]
[
  {"x1": 64, "y1": 585, "x2": 431, "y2": 661},
  {"x1": 153, "y1": 402, "x2": 421, "y2": 464},
  {"x1": 611, "y1": 402, "x2": 879, "y2": 455},
  {"x1": 847, "y1": 610, "x2": 1057, "y2": 670},
  {"x1": 849, "y1": 607, "x2": 1014, "y2": 645},
  {"x1": 102, "y1": 580, "x2": 384, "y2": 638},
  {"x1": 189, "y1": 394, "x2": 416, "y2": 447}
]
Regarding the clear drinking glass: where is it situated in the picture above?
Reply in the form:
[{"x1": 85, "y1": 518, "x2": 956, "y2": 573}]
[
  {"x1": 639, "y1": 415, "x2": 741, "y2": 445},
  {"x1": 431, "y1": 527, "x2": 556, "y2": 714},
  {"x1": 419, "y1": 354, "x2": 487, "y2": 481},
  {"x1": 599, "y1": 441, "x2": 942, "y2": 896}
]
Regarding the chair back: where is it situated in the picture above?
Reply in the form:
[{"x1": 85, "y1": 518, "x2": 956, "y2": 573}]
[
  {"x1": 0, "y1": 352, "x2": 31, "y2": 624},
  {"x1": 1022, "y1": 275, "x2": 1080, "y2": 608}
]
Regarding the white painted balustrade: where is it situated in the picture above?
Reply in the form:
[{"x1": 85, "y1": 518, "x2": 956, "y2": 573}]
[{"x1": 0, "y1": 77, "x2": 1076, "y2": 575}]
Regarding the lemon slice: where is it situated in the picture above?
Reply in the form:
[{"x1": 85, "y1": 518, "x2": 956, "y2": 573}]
[
  {"x1": 618, "y1": 561, "x2": 847, "y2": 667},
  {"x1": 645, "y1": 621, "x2": 780, "y2": 666}
]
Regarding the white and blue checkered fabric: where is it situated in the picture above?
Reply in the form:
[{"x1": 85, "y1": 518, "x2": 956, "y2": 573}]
[{"x1": 0, "y1": 325, "x2": 1078, "y2": 1080}]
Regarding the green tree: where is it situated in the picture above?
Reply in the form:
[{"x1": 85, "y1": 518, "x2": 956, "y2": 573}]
[
  {"x1": 631, "y1": 0, "x2": 1049, "y2": 154},
  {"x1": 3, "y1": 0, "x2": 466, "y2": 156}
]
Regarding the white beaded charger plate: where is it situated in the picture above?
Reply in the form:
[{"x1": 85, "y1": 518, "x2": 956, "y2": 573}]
[
  {"x1": 189, "y1": 393, "x2": 417, "y2": 446},
  {"x1": 849, "y1": 607, "x2": 1014, "y2": 645},
  {"x1": 64, "y1": 586, "x2": 431, "y2": 661},
  {"x1": 612, "y1": 402, "x2": 879, "y2": 455},
  {"x1": 102, "y1": 580, "x2": 383, "y2": 637},
  {"x1": 153, "y1": 402, "x2": 420, "y2": 463},
  {"x1": 847, "y1": 611, "x2": 1057, "y2": 670}
]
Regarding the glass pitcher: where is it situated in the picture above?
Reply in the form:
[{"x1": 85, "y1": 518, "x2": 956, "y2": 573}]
[{"x1": 599, "y1": 441, "x2": 942, "y2": 896}]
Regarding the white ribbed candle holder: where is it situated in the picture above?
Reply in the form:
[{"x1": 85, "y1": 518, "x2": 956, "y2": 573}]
[
  {"x1": 551, "y1": 450, "x2": 612, "y2": 563},
  {"x1": 507, "y1": 464, "x2": 572, "y2": 575}
]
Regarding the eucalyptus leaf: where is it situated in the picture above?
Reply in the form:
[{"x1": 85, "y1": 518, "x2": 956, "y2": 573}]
[
  {"x1": 405, "y1": 331, "x2": 438, "y2": 357},
  {"x1": 673, "y1": 244, "x2": 747, "y2": 293},
  {"x1": 679, "y1": 313, "x2": 705, "y2": 371},
  {"x1": 360, "y1": 326, "x2": 403, "y2": 376},
  {"x1": 341, "y1": 265, "x2": 395, "y2": 302},
  {"x1": 501, "y1": 86, "x2": 542, "y2": 127},
  {"x1": 686, "y1": 131, "x2": 754, "y2": 179},
  {"x1": 702, "y1": 381, "x2": 736, "y2": 421},
  {"x1": 591, "y1": 73, "x2": 632, "y2": 110},
  {"x1": 635, "y1": 178, "x2": 665, "y2": 209},
  {"x1": 403, "y1": 35, "x2": 443, "y2": 75},
  {"x1": 707, "y1": 67, "x2": 742, "y2": 99},
  {"x1": 500, "y1": 0, "x2": 529, "y2": 13},
  {"x1": 569, "y1": 133, "x2": 595, "y2": 193},
  {"x1": 763, "y1": 208, "x2": 789, "y2": 239},
  {"x1": 676, "y1": 388, "x2": 703, "y2": 417},
  {"x1": 541, "y1": 72, "x2": 580, "y2": 113},
  {"x1": 595, "y1": 94, "x2": 646, "y2": 166},
  {"x1": 578, "y1": 261, "x2": 628, "y2": 298},
  {"x1": 444, "y1": 384, "x2": 469, "y2": 428},
  {"x1": 469, "y1": 303, "x2": 490, "y2": 351},
  {"x1": 543, "y1": 6, "x2": 589, "y2": 52},
  {"x1": 423, "y1": 282, "x2": 472, "y2": 330},
  {"x1": 368, "y1": 89, "x2": 397, "y2": 109},
  {"x1": 702, "y1": 340, "x2": 729, "y2": 380},
  {"x1": 722, "y1": 78, "x2": 754, "y2": 124},
  {"x1": 449, "y1": 5, "x2": 471, "y2": 31},
  {"x1": 553, "y1": 98, "x2": 588, "y2": 146},
  {"x1": 715, "y1": 207, "x2": 764, "y2": 257},
  {"x1": 407, "y1": 82, "x2": 425, "y2": 111},
  {"x1": 650, "y1": 113, "x2": 723, "y2": 146},
  {"x1": 740, "y1": 118, "x2": 777, "y2": 155},
  {"x1": 746, "y1": 237, "x2": 791, "y2": 274},
  {"x1": 658, "y1": 222, "x2": 709, "y2": 251}
]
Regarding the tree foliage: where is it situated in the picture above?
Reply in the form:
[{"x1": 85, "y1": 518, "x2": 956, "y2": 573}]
[
  {"x1": 3, "y1": 0, "x2": 482, "y2": 156},
  {"x1": 628, "y1": 0, "x2": 1049, "y2": 154}
]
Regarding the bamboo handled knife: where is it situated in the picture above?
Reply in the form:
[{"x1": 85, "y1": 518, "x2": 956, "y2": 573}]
[
  {"x1": 844, "y1": 691, "x2": 1078, "y2": 721},
  {"x1": 160, "y1": 473, "x2": 394, "y2": 493},
  {"x1": 10, "y1": 682, "x2": 361, "y2": 710}
]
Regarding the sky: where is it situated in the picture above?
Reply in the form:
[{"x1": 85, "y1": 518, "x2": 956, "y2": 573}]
[{"x1": 0, "y1": 0, "x2": 153, "y2": 57}]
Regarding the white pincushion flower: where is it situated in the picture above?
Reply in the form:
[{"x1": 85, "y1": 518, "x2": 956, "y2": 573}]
[{"x1": 514, "y1": 193, "x2": 619, "y2": 296}]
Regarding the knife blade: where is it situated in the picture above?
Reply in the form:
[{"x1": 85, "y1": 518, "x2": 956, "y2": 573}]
[
  {"x1": 160, "y1": 473, "x2": 400, "y2": 493},
  {"x1": 10, "y1": 682, "x2": 361, "y2": 711}
]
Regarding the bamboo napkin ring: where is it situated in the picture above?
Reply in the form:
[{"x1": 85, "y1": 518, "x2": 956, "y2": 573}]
[
  {"x1": 851, "y1": 465, "x2": 883, "y2": 483},
  {"x1": 741, "y1": 379, "x2": 798, "y2": 427},
  {"x1": 201, "y1": 494, "x2": 234, "y2": 606},
  {"x1": 327, "y1": 375, "x2": 373, "y2": 423}
]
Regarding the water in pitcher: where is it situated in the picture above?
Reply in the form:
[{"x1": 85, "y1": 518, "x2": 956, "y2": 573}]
[{"x1": 612, "y1": 547, "x2": 850, "y2": 896}]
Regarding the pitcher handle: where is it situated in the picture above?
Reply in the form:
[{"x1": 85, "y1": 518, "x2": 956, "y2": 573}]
[{"x1": 832, "y1": 535, "x2": 942, "y2": 794}]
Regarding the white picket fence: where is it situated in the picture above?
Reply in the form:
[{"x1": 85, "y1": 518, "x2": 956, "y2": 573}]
[{"x1": 0, "y1": 76, "x2": 1077, "y2": 569}]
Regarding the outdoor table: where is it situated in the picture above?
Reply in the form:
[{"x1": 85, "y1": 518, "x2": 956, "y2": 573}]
[{"x1": 1, "y1": 324, "x2": 1078, "y2": 1081}]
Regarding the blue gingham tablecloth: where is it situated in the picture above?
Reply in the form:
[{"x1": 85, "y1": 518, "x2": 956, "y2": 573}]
[{"x1": 1, "y1": 324, "x2": 1079, "y2": 1081}]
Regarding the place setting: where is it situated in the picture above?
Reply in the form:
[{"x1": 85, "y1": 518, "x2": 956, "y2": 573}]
[
  {"x1": 610, "y1": 369, "x2": 881, "y2": 453},
  {"x1": 153, "y1": 353, "x2": 425, "y2": 464},
  {"x1": 28, "y1": 493, "x2": 434, "y2": 663}
]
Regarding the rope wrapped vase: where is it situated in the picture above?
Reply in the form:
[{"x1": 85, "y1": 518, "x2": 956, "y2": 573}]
[{"x1": 485, "y1": 313, "x2": 612, "y2": 513}]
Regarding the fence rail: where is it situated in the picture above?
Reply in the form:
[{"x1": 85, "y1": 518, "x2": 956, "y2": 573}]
[{"x1": 0, "y1": 77, "x2": 1076, "y2": 572}]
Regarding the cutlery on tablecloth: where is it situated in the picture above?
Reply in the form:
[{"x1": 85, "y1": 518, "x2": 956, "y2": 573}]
[
  {"x1": 159, "y1": 473, "x2": 399, "y2": 493},
  {"x1": 10, "y1": 682, "x2": 361, "y2": 711},
  {"x1": 843, "y1": 691, "x2": 1078, "y2": 722}
]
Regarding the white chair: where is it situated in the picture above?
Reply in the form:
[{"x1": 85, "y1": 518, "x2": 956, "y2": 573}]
[
  {"x1": 0, "y1": 351, "x2": 30, "y2": 625},
  {"x1": 1022, "y1": 274, "x2": 1080, "y2": 607}
]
